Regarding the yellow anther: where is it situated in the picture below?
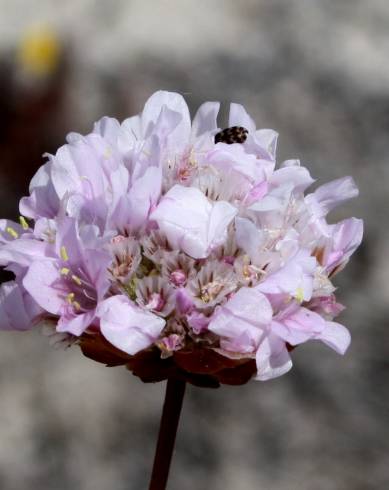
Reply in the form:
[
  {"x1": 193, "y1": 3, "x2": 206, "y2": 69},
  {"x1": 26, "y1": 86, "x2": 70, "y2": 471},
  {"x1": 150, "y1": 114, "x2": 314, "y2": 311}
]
[
  {"x1": 60, "y1": 246, "x2": 69, "y2": 261},
  {"x1": 71, "y1": 275, "x2": 82, "y2": 286},
  {"x1": 66, "y1": 292, "x2": 75, "y2": 304},
  {"x1": 60, "y1": 267, "x2": 70, "y2": 276},
  {"x1": 19, "y1": 216, "x2": 29, "y2": 230},
  {"x1": 72, "y1": 301, "x2": 81, "y2": 311},
  {"x1": 6, "y1": 227, "x2": 19, "y2": 239},
  {"x1": 295, "y1": 287, "x2": 304, "y2": 303}
]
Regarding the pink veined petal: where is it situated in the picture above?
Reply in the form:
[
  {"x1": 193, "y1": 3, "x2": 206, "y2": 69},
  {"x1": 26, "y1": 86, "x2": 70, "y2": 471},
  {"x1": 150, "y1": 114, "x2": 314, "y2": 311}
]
[
  {"x1": 55, "y1": 217, "x2": 84, "y2": 267},
  {"x1": 150, "y1": 185, "x2": 236, "y2": 259},
  {"x1": 93, "y1": 116, "x2": 121, "y2": 144},
  {"x1": 228, "y1": 103, "x2": 256, "y2": 133},
  {"x1": 23, "y1": 260, "x2": 63, "y2": 315},
  {"x1": 243, "y1": 181, "x2": 269, "y2": 206},
  {"x1": 191, "y1": 101, "x2": 220, "y2": 138},
  {"x1": 97, "y1": 295, "x2": 165, "y2": 355},
  {"x1": 235, "y1": 217, "x2": 266, "y2": 264},
  {"x1": 317, "y1": 321, "x2": 351, "y2": 355},
  {"x1": 117, "y1": 115, "x2": 142, "y2": 156},
  {"x1": 57, "y1": 310, "x2": 95, "y2": 336},
  {"x1": 272, "y1": 307, "x2": 326, "y2": 345},
  {"x1": 207, "y1": 200, "x2": 237, "y2": 251},
  {"x1": 256, "y1": 249, "x2": 316, "y2": 301},
  {"x1": 255, "y1": 333, "x2": 293, "y2": 381},
  {"x1": 0, "y1": 239, "x2": 52, "y2": 268},
  {"x1": 271, "y1": 165, "x2": 315, "y2": 193},
  {"x1": 127, "y1": 166, "x2": 162, "y2": 230},
  {"x1": 325, "y1": 217, "x2": 364, "y2": 272},
  {"x1": 141, "y1": 90, "x2": 191, "y2": 144},
  {"x1": 208, "y1": 288, "x2": 273, "y2": 352},
  {"x1": 208, "y1": 143, "x2": 267, "y2": 184},
  {"x1": 0, "y1": 281, "x2": 38, "y2": 331},
  {"x1": 306, "y1": 176, "x2": 359, "y2": 218},
  {"x1": 253, "y1": 129, "x2": 278, "y2": 160},
  {"x1": 19, "y1": 161, "x2": 60, "y2": 219}
]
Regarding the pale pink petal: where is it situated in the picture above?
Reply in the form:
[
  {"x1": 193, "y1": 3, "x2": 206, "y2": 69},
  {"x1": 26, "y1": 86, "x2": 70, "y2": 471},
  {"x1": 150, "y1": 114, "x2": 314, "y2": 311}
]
[
  {"x1": 255, "y1": 333, "x2": 292, "y2": 381},
  {"x1": 141, "y1": 90, "x2": 191, "y2": 144},
  {"x1": 306, "y1": 176, "x2": 359, "y2": 218},
  {"x1": 57, "y1": 310, "x2": 95, "y2": 336},
  {"x1": 207, "y1": 200, "x2": 238, "y2": 251},
  {"x1": 0, "y1": 282, "x2": 41, "y2": 331},
  {"x1": 325, "y1": 217, "x2": 363, "y2": 272},
  {"x1": 235, "y1": 217, "x2": 266, "y2": 264},
  {"x1": 208, "y1": 288, "x2": 272, "y2": 351},
  {"x1": 97, "y1": 295, "x2": 165, "y2": 355},
  {"x1": 150, "y1": 185, "x2": 236, "y2": 259},
  {"x1": 0, "y1": 239, "x2": 52, "y2": 268},
  {"x1": 271, "y1": 165, "x2": 314, "y2": 193},
  {"x1": 228, "y1": 103, "x2": 256, "y2": 133},
  {"x1": 253, "y1": 129, "x2": 278, "y2": 159},
  {"x1": 272, "y1": 307, "x2": 326, "y2": 345},
  {"x1": 317, "y1": 321, "x2": 351, "y2": 355},
  {"x1": 257, "y1": 249, "x2": 316, "y2": 301},
  {"x1": 191, "y1": 101, "x2": 220, "y2": 138},
  {"x1": 208, "y1": 143, "x2": 267, "y2": 184},
  {"x1": 23, "y1": 260, "x2": 63, "y2": 315}
]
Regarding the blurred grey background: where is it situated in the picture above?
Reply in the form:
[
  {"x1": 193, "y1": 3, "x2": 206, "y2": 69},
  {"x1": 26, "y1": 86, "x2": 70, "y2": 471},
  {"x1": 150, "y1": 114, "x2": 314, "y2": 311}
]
[{"x1": 0, "y1": 1, "x2": 388, "y2": 489}]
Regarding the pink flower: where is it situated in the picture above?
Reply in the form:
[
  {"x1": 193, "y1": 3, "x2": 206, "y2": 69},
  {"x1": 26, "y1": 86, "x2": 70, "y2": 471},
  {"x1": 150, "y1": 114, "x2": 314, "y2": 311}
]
[
  {"x1": 0, "y1": 90, "x2": 362, "y2": 384},
  {"x1": 23, "y1": 218, "x2": 111, "y2": 335}
]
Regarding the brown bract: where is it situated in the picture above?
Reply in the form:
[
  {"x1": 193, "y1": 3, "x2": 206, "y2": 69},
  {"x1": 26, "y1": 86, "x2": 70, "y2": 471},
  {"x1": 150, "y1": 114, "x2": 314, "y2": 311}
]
[{"x1": 79, "y1": 333, "x2": 257, "y2": 388}]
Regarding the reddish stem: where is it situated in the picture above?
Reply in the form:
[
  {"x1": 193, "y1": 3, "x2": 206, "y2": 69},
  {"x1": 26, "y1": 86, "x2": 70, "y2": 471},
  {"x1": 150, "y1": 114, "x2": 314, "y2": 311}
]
[{"x1": 148, "y1": 377, "x2": 186, "y2": 490}]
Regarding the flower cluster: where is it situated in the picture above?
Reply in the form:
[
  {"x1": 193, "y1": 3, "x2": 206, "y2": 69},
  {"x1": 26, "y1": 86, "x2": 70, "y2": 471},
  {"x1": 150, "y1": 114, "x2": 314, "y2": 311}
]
[{"x1": 0, "y1": 91, "x2": 363, "y2": 383}]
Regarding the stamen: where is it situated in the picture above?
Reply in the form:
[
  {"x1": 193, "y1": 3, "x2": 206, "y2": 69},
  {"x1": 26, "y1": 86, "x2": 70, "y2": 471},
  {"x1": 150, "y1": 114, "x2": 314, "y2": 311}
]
[
  {"x1": 60, "y1": 267, "x2": 70, "y2": 276},
  {"x1": 72, "y1": 275, "x2": 82, "y2": 286},
  {"x1": 66, "y1": 292, "x2": 75, "y2": 304},
  {"x1": 295, "y1": 287, "x2": 304, "y2": 303},
  {"x1": 6, "y1": 227, "x2": 19, "y2": 239},
  {"x1": 19, "y1": 216, "x2": 29, "y2": 230},
  {"x1": 72, "y1": 301, "x2": 81, "y2": 311},
  {"x1": 60, "y1": 246, "x2": 69, "y2": 262},
  {"x1": 200, "y1": 281, "x2": 223, "y2": 303}
]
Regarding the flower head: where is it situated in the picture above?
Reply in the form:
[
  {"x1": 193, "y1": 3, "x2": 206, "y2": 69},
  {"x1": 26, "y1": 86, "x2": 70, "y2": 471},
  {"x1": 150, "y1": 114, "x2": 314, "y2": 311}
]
[{"x1": 0, "y1": 91, "x2": 363, "y2": 386}]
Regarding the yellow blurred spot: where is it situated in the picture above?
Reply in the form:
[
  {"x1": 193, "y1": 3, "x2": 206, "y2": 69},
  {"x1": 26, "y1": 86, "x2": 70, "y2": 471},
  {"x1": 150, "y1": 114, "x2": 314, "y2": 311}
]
[
  {"x1": 60, "y1": 267, "x2": 70, "y2": 276},
  {"x1": 60, "y1": 246, "x2": 69, "y2": 262},
  {"x1": 103, "y1": 147, "x2": 112, "y2": 159},
  {"x1": 19, "y1": 216, "x2": 29, "y2": 230},
  {"x1": 17, "y1": 26, "x2": 61, "y2": 77},
  {"x1": 6, "y1": 227, "x2": 19, "y2": 239},
  {"x1": 295, "y1": 287, "x2": 304, "y2": 303}
]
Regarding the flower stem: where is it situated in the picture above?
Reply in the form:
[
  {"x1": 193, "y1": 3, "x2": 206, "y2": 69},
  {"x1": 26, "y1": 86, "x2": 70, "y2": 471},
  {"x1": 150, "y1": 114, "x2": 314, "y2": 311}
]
[{"x1": 148, "y1": 377, "x2": 186, "y2": 490}]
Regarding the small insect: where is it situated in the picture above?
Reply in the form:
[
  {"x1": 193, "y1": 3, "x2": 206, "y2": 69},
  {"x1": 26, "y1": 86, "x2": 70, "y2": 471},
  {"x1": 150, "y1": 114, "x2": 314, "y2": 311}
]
[{"x1": 214, "y1": 126, "x2": 248, "y2": 144}]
